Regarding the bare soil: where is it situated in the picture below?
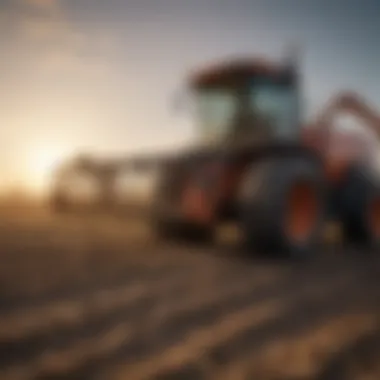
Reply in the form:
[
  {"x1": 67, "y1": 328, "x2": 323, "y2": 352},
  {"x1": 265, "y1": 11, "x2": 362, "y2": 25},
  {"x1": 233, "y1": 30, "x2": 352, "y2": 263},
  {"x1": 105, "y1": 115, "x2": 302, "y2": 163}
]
[{"x1": 0, "y1": 207, "x2": 378, "y2": 380}]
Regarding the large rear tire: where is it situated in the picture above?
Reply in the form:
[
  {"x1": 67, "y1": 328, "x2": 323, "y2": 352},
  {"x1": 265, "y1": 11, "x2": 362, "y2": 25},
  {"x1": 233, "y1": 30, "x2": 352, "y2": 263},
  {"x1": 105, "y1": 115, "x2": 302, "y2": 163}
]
[
  {"x1": 338, "y1": 164, "x2": 380, "y2": 251},
  {"x1": 238, "y1": 156, "x2": 326, "y2": 259}
]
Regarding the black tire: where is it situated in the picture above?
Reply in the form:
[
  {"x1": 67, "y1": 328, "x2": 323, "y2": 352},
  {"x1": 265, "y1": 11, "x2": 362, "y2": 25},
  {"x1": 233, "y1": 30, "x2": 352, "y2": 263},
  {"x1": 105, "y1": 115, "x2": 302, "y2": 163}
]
[
  {"x1": 150, "y1": 166, "x2": 214, "y2": 246},
  {"x1": 337, "y1": 164, "x2": 380, "y2": 251},
  {"x1": 237, "y1": 156, "x2": 326, "y2": 259}
]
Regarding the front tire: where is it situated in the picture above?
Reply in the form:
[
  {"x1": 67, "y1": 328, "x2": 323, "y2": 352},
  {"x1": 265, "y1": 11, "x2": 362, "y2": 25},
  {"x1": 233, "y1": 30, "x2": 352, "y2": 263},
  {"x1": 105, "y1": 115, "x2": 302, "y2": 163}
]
[{"x1": 150, "y1": 165, "x2": 214, "y2": 246}]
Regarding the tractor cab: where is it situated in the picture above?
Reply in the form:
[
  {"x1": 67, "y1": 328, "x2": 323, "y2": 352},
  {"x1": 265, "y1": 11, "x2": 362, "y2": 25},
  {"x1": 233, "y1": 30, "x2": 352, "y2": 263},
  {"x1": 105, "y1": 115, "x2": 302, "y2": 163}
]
[{"x1": 187, "y1": 58, "x2": 301, "y2": 147}]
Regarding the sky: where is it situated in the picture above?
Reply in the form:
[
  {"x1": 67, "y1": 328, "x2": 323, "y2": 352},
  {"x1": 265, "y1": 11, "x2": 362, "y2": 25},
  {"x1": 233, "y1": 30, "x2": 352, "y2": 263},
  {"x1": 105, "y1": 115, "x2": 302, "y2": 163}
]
[{"x1": 0, "y1": 0, "x2": 379, "y2": 193}]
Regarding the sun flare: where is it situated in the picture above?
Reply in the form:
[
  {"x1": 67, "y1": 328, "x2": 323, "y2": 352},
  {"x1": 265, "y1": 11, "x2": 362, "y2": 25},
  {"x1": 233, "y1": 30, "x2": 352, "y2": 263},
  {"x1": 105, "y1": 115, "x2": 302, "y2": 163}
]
[{"x1": 27, "y1": 145, "x2": 71, "y2": 194}]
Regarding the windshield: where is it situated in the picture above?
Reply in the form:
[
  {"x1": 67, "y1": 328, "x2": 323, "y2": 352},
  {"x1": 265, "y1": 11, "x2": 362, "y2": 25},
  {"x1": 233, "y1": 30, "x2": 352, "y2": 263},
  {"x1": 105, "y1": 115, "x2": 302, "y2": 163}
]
[
  {"x1": 192, "y1": 79, "x2": 299, "y2": 145},
  {"x1": 194, "y1": 89, "x2": 237, "y2": 144},
  {"x1": 249, "y1": 80, "x2": 299, "y2": 138}
]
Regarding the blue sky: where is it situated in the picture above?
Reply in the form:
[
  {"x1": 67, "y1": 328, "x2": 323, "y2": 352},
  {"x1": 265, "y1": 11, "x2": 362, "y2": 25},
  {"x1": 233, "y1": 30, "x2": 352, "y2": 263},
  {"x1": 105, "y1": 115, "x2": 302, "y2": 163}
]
[{"x1": 0, "y1": 0, "x2": 379, "y2": 191}]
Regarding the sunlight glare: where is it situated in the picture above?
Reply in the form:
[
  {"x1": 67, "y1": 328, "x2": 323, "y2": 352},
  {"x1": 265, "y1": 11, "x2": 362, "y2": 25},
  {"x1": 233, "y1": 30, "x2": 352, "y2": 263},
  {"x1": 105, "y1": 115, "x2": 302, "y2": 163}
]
[{"x1": 27, "y1": 145, "x2": 71, "y2": 194}]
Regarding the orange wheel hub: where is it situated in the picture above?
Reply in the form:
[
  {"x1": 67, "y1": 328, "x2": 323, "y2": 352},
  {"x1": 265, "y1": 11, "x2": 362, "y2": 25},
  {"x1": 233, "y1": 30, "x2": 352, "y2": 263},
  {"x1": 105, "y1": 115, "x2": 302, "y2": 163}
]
[
  {"x1": 286, "y1": 180, "x2": 319, "y2": 243},
  {"x1": 369, "y1": 197, "x2": 380, "y2": 238}
]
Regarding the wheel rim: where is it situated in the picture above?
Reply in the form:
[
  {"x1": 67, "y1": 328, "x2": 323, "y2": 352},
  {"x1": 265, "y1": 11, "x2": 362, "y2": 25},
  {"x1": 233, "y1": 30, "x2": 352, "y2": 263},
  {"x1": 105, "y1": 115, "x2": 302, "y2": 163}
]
[
  {"x1": 286, "y1": 180, "x2": 319, "y2": 244},
  {"x1": 369, "y1": 196, "x2": 380, "y2": 239}
]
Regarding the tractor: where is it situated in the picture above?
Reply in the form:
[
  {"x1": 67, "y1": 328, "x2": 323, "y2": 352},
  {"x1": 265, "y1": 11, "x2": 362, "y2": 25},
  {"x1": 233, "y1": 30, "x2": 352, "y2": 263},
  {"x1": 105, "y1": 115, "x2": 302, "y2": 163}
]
[
  {"x1": 150, "y1": 56, "x2": 380, "y2": 258},
  {"x1": 51, "y1": 54, "x2": 380, "y2": 258}
]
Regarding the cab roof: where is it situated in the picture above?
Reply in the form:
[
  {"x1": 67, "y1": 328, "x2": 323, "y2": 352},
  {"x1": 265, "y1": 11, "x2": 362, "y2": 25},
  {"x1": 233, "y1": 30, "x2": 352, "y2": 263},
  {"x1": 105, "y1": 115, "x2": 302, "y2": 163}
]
[{"x1": 189, "y1": 57, "x2": 294, "y2": 87}]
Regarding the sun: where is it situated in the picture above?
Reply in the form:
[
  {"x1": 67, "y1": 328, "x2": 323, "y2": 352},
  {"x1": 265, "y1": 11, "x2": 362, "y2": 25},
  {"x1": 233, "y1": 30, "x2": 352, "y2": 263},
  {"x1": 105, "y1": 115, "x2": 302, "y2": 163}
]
[{"x1": 27, "y1": 145, "x2": 71, "y2": 194}]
